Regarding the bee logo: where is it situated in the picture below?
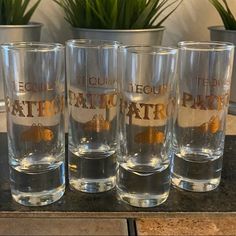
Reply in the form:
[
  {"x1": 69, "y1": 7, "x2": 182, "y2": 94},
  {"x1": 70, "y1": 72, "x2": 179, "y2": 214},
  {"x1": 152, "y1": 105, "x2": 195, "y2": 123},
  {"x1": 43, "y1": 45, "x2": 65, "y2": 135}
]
[
  {"x1": 21, "y1": 123, "x2": 54, "y2": 143},
  {"x1": 83, "y1": 114, "x2": 110, "y2": 132},
  {"x1": 135, "y1": 127, "x2": 165, "y2": 144},
  {"x1": 199, "y1": 115, "x2": 221, "y2": 134}
]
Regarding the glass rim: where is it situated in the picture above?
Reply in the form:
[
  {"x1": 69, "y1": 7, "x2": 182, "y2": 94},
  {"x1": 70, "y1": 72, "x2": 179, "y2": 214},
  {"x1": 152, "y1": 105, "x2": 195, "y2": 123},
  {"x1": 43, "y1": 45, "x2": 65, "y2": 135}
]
[
  {"x1": 178, "y1": 41, "x2": 234, "y2": 51},
  {"x1": 120, "y1": 45, "x2": 178, "y2": 55},
  {"x1": 66, "y1": 39, "x2": 120, "y2": 48},
  {"x1": 1, "y1": 42, "x2": 64, "y2": 52}
]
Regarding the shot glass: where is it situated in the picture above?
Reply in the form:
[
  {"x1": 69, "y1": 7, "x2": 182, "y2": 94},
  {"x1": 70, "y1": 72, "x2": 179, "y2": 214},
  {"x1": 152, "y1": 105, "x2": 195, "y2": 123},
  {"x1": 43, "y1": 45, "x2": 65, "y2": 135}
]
[
  {"x1": 117, "y1": 46, "x2": 178, "y2": 207},
  {"x1": 66, "y1": 39, "x2": 119, "y2": 193},
  {"x1": 1, "y1": 42, "x2": 65, "y2": 206},
  {"x1": 172, "y1": 41, "x2": 234, "y2": 192}
]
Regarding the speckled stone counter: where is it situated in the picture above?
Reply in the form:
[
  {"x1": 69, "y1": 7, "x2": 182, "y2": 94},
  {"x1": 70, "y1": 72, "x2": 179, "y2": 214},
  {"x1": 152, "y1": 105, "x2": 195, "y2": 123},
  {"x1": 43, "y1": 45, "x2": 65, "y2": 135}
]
[
  {"x1": 136, "y1": 215, "x2": 236, "y2": 235},
  {"x1": 0, "y1": 133, "x2": 236, "y2": 217},
  {"x1": 0, "y1": 115, "x2": 236, "y2": 235}
]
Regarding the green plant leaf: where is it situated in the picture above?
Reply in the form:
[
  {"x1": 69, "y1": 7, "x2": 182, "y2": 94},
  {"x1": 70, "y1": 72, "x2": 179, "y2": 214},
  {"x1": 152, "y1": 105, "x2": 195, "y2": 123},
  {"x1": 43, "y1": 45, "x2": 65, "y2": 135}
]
[
  {"x1": 154, "y1": 0, "x2": 183, "y2": 28},
  {"x1": 12, "y1": 0, "x2": 29, "y2": 24},
  {"x1": 0, "y1": 0, "x2": 41, "y2": 25},
  {"x1": 54, "y1": 0, "x2": 182, "y2": 29},
  {"x1": 132, "y1": 0, "x2": 159, "y2": 29},
  {"x1": 21, "y1": 0, "x2": 41, "y2": 24},
  {"x1": 86, "y1": 0, "x2": 109, "y2": 28},
  {"x1": 209, "y1": 0, "x2": 236, "y2": 30}
]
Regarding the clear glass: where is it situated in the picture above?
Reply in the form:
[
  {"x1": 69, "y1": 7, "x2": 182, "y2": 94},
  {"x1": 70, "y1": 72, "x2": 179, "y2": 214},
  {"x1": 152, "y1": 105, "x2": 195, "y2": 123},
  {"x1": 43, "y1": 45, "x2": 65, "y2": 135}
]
[
  {"x1": 0, "y1": 56, "x2": 5, "y2": 112},
  {"x1": 117, "y1": 46, "x2": 178, "y2": 207},
  {"x1": 66, "y1": 39, "x2": 120, "y2": 193},
  {"x1": 1, "y1": 42, "x2": 65, "y2": 206},
  {"x1": 172, "y1": 41, "x2": 235, "y2": 192}
]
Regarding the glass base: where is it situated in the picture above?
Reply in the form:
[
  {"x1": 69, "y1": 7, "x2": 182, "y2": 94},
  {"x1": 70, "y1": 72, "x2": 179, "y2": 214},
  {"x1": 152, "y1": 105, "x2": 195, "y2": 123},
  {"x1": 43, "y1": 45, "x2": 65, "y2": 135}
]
[
  {"x1": 229, "y1": 101, "x2": 236, "y2": 115},
  {"x1": 69, "y1": 176, "x2": 116, "y2": 193},
  {"x1": 0, "y1": 100, "x2": 5, "y2": 113},
  {"x1": 117, "y1": 187, "x2": 169, "y2": 208},
  {"x1": 11, "y1": 184, "x2": 65, "y2": 206},
  {"x1": 171, "y1": 172, "x2": 221, "y2": 192}
]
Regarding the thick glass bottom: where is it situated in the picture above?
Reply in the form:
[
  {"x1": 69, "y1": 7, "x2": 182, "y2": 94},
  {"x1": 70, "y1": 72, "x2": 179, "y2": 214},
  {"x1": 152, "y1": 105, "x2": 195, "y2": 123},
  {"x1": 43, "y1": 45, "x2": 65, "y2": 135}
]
[
  {"x1": 116, "y1": 163, "x2": 170, "y2": 207},
  {"x1": 10, "y1": 161, "x2": 65, "y2": 206},
  {"x1": 69, "y1": 176, "x2": 116, "y2": 193},
  {"x1": 68, "y1": 148, "x2": 117, "y2": 193},
  {"x1": 171, "y1": 172, "x2": 221, "y2": 192},
  {"x1": 11, "y1": 184, "x2": 65, "y2": 206},
  {"x1": 117, "y1": 187, "x2": 169, "y2": 208},
  {"x1": 171, "y1": 152, "x2": 222, "y2": 192},
  {"x1": 229, "y1": 101, "x2": 236, "y2": 115},
  {"x1": 0, "y1": 102, "x2": 5, "y2": 113}
]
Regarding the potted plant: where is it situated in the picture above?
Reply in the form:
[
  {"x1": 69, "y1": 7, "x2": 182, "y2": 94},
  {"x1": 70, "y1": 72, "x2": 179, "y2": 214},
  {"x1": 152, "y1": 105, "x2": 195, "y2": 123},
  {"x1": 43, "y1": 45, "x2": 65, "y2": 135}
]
[
  {"x1": 0, "y1": 0, "x2": 42, "y2": 112},
  {"x1": 54, "y1": 0, "x2": 182, "y2": 45},
  {"x1": 208, "y1": 0, "x2": 236, "y2": 114},
  {"x1": 0, "y1": 0, "x2": 42, "y2": 42}
]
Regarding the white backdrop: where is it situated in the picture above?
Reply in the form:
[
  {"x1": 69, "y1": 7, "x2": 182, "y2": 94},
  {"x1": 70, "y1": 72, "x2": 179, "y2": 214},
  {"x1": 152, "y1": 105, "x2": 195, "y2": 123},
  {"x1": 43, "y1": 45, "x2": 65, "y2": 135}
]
[{"x1": 31, "y1": 0, "x2": 236, "y2": 46}]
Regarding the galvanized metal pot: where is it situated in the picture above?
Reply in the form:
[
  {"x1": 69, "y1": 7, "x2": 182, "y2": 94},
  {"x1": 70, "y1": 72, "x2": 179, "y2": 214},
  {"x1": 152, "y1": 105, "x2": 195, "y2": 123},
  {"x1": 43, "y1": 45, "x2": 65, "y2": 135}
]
[
  {"x1": 0, "y1": 22, "x2": 42, "y2": 112},
  {"x1": 72, "y1": 27, "x2": 165, "y2": 45},
  {"x1": 209, "y1": 26, "x2": 236, "y2": 115},
  {"x1": 0, "y1": 22, "x2": 42, "y2": 43}
]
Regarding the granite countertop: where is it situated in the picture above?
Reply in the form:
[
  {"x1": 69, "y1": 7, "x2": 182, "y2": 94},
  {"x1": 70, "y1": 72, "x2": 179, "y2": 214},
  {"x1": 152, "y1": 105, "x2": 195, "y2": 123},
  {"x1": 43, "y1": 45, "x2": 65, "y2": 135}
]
[
  {"x1": 0, "y1": 132, "x2": 236, "y2": 218},
  {"x1": 0, "y1": 114, "x2": 236, "y2": 235}
]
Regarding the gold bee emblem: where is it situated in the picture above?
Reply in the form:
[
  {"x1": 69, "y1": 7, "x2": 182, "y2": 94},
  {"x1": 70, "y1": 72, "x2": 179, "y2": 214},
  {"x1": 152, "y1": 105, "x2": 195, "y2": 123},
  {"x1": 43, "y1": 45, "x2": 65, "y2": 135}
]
[
  {"x1": 83, "y1": 114, "x2": 110, "y2": 132},
  {"x1": 209, "y1": 115, "x2": 220, "y2": 133},
  {"x1": 199, "y1": 115, "x2": 221, "y2": 134},
  {"x1": 21, "y1": 123, "x2": 54, "y2": 143},
  {"x1": 135, "y1": 127, "x2": 165, "y2": 144},
  {"x1": 199, "y1": 122, "x2": 209, "y2": 133}
]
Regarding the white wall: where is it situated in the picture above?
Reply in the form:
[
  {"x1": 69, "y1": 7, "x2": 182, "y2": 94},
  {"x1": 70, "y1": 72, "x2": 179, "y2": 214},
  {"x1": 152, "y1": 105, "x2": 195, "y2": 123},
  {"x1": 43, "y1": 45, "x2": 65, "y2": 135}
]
[{"x1": 31, "y1": 0, "x2": 236, "y2": 46}]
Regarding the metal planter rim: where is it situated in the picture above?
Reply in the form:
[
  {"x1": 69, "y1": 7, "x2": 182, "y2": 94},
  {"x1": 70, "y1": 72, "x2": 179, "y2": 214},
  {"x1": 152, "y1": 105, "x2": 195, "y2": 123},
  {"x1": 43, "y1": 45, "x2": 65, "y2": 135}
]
[
  {"x1": 72, "y1": 27, "x2": 165, "y2": 33},
  {"x1": 208, "y1": 26, "x2": 236, "y2": 33},
  {"x1": 0, "y1": 22, "x2": 43, "y2": 29}
]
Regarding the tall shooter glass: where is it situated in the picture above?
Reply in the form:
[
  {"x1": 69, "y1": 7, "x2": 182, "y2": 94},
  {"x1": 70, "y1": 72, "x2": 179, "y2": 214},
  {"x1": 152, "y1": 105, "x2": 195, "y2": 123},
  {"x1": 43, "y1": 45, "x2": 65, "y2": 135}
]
[
  {"x1": 1, "y1": 42, "x2": 65, "y2": 206},
  {"x1": 66, "y1": 39, "x2": 119, "y2": 193},
  {"x1": 117, "y1": 46, "x2": 178, "y2": 207},
  {"x1": 172, "y1": 41, "x2": 234, "y2": 192}
]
